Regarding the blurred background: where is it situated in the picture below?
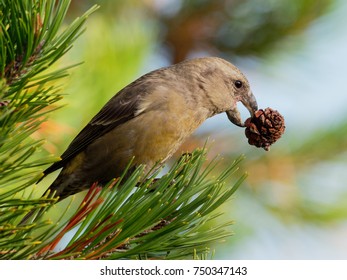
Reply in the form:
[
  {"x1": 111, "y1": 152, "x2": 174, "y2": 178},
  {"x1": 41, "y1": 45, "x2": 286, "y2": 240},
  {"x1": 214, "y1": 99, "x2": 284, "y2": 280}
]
[{"x1": 36, "y1": 0, "x2": 347, "y2": 259}]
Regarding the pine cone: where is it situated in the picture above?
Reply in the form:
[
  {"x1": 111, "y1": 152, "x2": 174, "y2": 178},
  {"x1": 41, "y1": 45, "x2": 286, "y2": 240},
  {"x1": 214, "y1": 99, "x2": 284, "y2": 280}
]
[{"x1": 245, "y1": 107, "x2": 285, "y2": 151}]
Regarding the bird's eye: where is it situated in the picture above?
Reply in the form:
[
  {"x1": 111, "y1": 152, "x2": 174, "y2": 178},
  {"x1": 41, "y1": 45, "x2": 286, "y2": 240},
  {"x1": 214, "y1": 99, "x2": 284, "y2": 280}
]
[{"x1": 235, "y1": 80, "x2": 243, "y2": 88}]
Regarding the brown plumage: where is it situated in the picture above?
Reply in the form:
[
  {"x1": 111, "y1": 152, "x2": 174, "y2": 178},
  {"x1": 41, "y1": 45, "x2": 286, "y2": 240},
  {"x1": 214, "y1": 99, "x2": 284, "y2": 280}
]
[{"x1": 39, "y1": 57, "x2": 258, "y2": 201}]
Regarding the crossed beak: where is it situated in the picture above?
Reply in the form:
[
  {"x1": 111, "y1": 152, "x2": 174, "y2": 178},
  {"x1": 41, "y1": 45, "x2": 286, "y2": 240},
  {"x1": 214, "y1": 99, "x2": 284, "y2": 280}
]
[{"x1": 226, "y1": 90, "x2": 258, "y2": 127}]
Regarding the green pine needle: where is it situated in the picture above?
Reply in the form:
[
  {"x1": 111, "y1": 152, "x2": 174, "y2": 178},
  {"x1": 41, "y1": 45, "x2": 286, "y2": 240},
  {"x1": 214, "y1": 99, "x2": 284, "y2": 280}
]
[
  {"x1": 30, "y1": 149, "x2": 247, "y2": 260},
  {"x1": 0, "y1": 0, "x2": 98, "y2": 259}
]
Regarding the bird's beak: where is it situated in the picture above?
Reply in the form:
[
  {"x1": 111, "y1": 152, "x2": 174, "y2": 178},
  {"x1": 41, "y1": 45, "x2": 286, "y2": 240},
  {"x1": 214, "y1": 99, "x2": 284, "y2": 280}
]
[{"x1": 226, "y1": 90, "x2": 258, "y2": 127}]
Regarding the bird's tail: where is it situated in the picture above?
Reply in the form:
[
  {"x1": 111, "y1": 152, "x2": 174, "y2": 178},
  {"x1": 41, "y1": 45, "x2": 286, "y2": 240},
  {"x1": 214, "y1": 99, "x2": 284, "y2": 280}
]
[
  {"x1": 18, "y1": 188, "x2": 58, "y2": 226},
  {"x1": 18, "y1": 207, "x2": 45, "y2": 226}
]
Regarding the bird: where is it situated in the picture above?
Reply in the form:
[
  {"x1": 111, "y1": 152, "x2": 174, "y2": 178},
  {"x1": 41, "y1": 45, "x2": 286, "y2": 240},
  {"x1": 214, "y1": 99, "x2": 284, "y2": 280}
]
[{"x1": 36, "y1": 57, "x2": 258, "y2": 202}]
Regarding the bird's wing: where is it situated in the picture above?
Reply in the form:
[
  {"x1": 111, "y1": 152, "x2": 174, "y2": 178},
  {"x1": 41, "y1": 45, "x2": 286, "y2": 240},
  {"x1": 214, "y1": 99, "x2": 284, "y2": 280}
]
[{"x1": 42, "y1": 82, "x2": 149, "y2": 177}]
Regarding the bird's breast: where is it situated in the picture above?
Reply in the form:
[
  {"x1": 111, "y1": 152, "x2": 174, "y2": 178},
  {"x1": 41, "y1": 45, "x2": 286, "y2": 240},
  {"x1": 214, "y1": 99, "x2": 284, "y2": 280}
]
[{"x1": 132, "y1": 108, "x2": 198, "y2": 166}]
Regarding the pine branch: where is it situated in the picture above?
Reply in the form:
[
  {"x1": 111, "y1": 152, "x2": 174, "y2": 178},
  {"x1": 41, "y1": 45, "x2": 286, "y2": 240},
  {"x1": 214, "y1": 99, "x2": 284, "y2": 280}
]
[
  {"x1": 0, "y1": 0, "x2": 98, "y2": 259},
  {"x1": 30, "y1": 150, "x2": 246, "y2": 260}
]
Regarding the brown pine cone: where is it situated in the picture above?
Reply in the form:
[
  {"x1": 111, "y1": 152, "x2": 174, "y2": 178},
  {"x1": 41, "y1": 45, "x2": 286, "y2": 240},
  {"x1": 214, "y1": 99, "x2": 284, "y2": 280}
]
[{"x1": 245, "y1": 107, "x2": 285, "y2": 151}]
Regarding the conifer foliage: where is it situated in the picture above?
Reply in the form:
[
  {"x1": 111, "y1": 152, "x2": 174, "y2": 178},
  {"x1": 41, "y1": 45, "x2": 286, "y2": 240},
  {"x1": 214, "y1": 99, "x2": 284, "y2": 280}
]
[{"x1": 0, "y1": 0, "x2": 245, "y2": 259}]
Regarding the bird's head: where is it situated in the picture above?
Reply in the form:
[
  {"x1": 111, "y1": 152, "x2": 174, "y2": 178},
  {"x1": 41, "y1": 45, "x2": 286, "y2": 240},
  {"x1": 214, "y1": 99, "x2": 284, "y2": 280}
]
[{"x1": 179, "y1": 57, "x2": 258, "y2": 127}]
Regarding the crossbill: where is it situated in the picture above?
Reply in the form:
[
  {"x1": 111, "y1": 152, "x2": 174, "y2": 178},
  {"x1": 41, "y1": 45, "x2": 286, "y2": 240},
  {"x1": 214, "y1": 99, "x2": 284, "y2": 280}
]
[{"x1": 39, "y1": 57, "x2": 258, "y2": 201}]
